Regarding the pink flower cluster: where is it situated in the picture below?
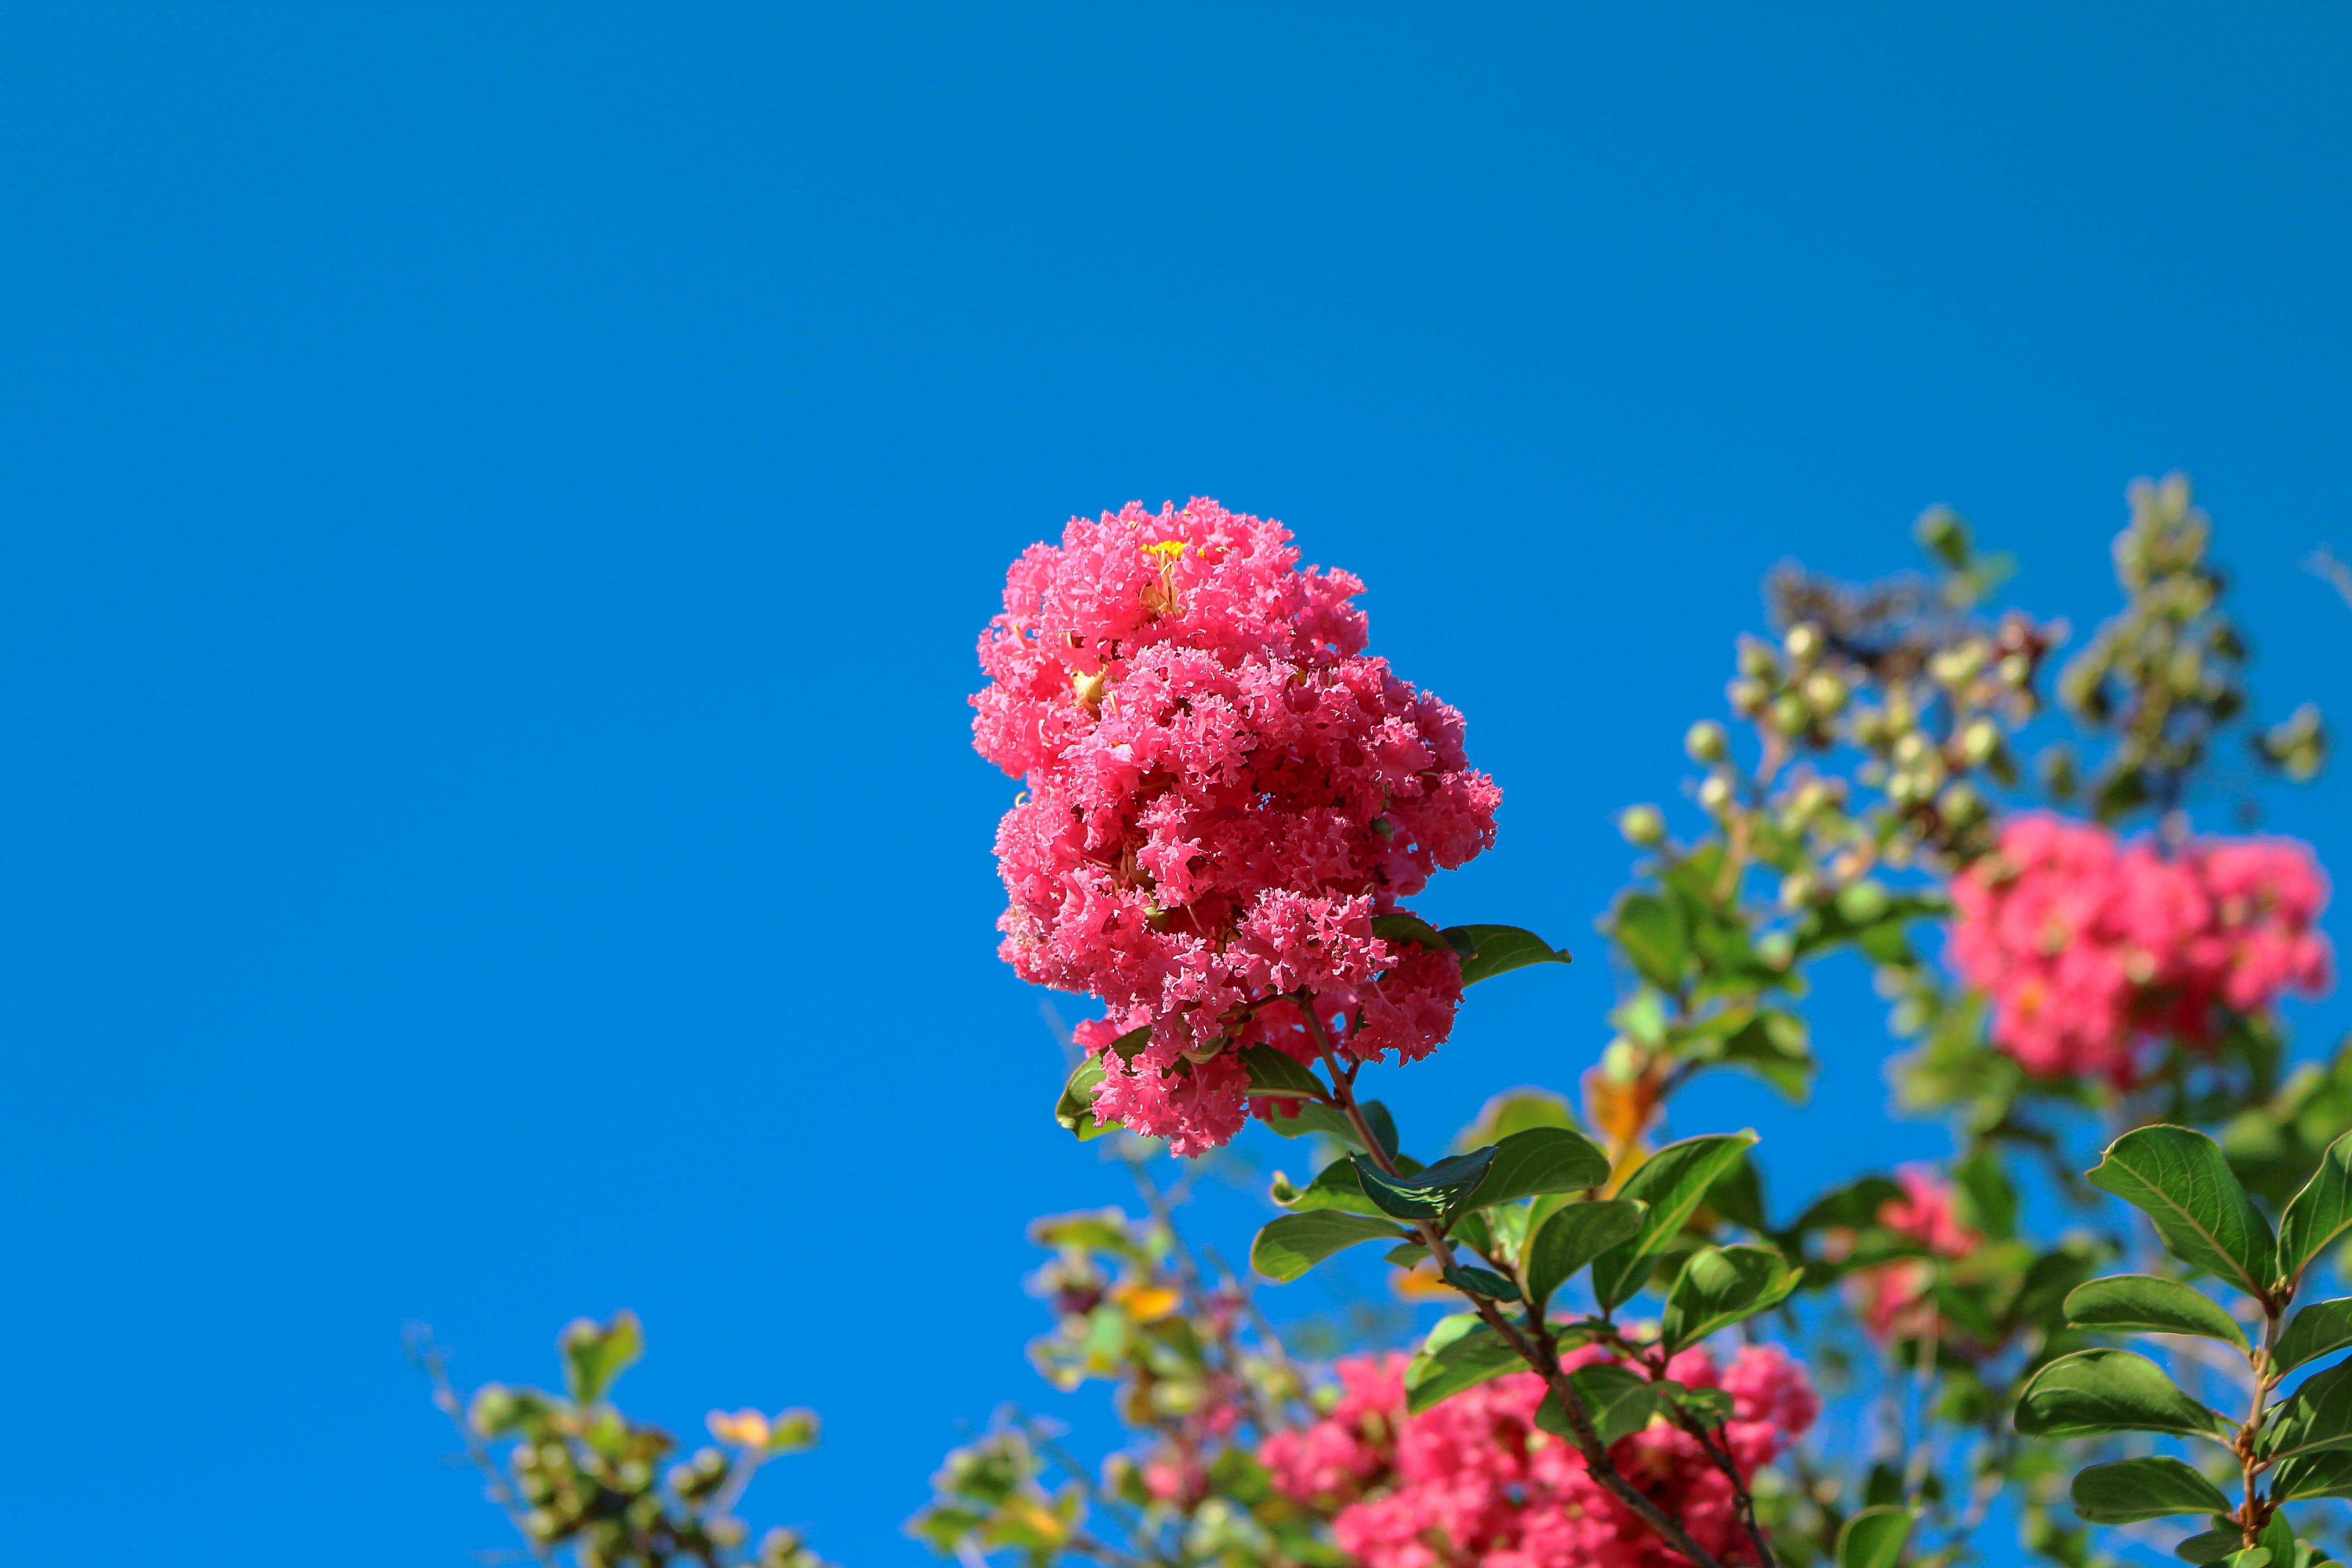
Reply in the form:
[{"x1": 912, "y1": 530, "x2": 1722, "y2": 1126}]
[
  {"x1": 974, "y1": 500, "x2": 1501, "y2": 1154},
  {"x1": 1845, "y1": 1165, "x2": 1980, "y2": 1343},
  {"x1": 1262, "y1": 1346, "x2": 1818, "y2": 1568},
  {"x1": 1949, "y1": 816, "x2": 2332, "y2": 1085}
]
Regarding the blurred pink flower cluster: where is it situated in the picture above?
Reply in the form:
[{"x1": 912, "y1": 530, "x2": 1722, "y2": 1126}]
[
  {"x1": 1949, "y1": 815, "x2": 2332, "y2": 1085},
  {"x1": 1844, "y1": 1165, "x2": 1980, "y2": 1343},
  {"x1": 1261, "y1": 1346, "x2": 1818, "y2": 1568},
  {"x1": 973, "y1": 500, "x2": 1500, "y2": 1154}
]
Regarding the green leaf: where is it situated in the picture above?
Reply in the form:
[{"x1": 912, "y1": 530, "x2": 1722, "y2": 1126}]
[
  {"x1": 2276, "y1": 1299, "x2": 2352, "y2": 1376},
  {"x1": 1460, "y1": 1127, "x2": 1612, "y2": 1210},
  {"x1": 1055, "y1": 1056, "x2": 1119, "y2": 1141},
  {"x1": 2223, "y1": 1551, "x2": 2272, "y2": 1568},
  {"x1": 2177, "y1": 1529, "x2": 2244, "y2": 1565},
  {"x1": 1240, "y1": 1045, "x2": 1327, "y2": 1103},
  {"x1": 1666, "y1": 1383, "x2": 1735, "y2": 1425},
  {"x1": 2014, "y1": 1348, "x2": 2226, "y2": 1441},
  {"x1": 1612, "y1": 895, "x2": 1689, "y2": 991},
  {"x1": 1590, "y1": 1133, "x2": 1760, "y2": 1310},
  {"x1": 1404, "y1": 1316, "x2": 1524, "y2": 1414},
  {"x1": 1371, "y1": 912, "x2": 1451, "y2": 954},
  {"x1": 2087, "y1": 1125, "x2": 2278, "y2": 1301},
  {"x1": 1445, "y1": 924, "x2": 1575, "y2": 986},
  {"x1": 1450, "y1": 1088, "x2": 1580, "y2": 1150},
  {"x1": 2280, "y1": 1131, "x2": 2352, "y2": 1289},
  {"x1": 2258, "y1": 1507, "x2": 2296, "y2": 1568},
  {"x1": 1716, "y1": 1010, "x2": 1815, "y2": 1103},
  {"x1": 1836, "y1": 1505, "x2": 1916, "y2": 1568},
  {"x1": 1660, "y1": 1244, "x2": 1800, "y2": 1354},
  {"x1": 1250, "y1": 1212, "x2": 1409, "y2": 1283},
  {"x1": 2064, "y1": 1275, "x2": 2250, "y2": 1351},
  {"x1": 1263, "y1": 1098, "x2": 1400, "y2": 1158},
  {"x1": 1444, "y1": 1265, "x2": 1522, "y2": 1301},
  {"x1": 1269, "y1": 1158, "x2": 1387, "y2": 1219},
  {"x1": 1524, "y1": 1199, "x2": 1646, "y2": 1311},
  {"x1": 2262, "y1": 1358, "x2": 2352, "y2": 1464},
  {"x1": 1353, "y1": 1148, "x2": 1499, "y2": 1222},
  {"x1": 2272, "y1": 1449, "x2": 2352, "y2": 1502},
  {"x1": 559, "y1": 1310, "x2": 644, "y2": 1405},
  {"x1": 1533, "y1": 1363, "x2": 1659, "y2": 1446},
  {"x1": 2070, "y1": 1456, "x2": 2234, "y2": 1523}
]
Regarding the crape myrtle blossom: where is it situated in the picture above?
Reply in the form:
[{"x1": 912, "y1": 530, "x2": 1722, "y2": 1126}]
[
  {"x1": 1843, "y1": 1165, "x2": 1981, "y2": 1343},
  {"x1": 974, "y1": 500, "x2": 1501, "y2": 1155},
  {"x1": 1949, "y1": 816, "x2": 2332, "y2": 1085},
  {"x1": 1262, "y1": 1347, "x2": 1818, "y2": 1568}
]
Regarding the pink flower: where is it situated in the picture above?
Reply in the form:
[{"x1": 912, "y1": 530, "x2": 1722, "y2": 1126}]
[
  {"x1": 1268, "y1": 1346, "x2": 1817, "y2": 1568},
  {"x1": 975, "y1": 501, "x2": 1500, "y2": 1154},
  {"x1": 1845, "y1": 1166, "x2": 1979, "y2": 1343},
  {"x1": 1949, "y1": 817, "x2": 2332, "y2": 1086}
]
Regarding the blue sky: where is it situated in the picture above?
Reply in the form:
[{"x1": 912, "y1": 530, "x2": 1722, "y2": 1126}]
[{"x1": 1, "y1": 6, "x2": 2348, "y2": 1565}]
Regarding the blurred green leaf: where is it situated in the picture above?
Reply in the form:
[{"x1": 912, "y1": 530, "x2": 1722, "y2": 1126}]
[
  {"x1": 1371, "y1": 912, "x2": 1451, "y2": 953},
  {"x1": 1264, "y1": 1098, "x2": 1399, "y2": 1159},
  {"x1": 1837, "y1": 1506, "x2": 1916, "y2": 1568},
  {"x1": 1055, "y1": 1055, "x2": 1118, "y2": 1141},
  {"x1": 2176, "y1": 1529, "x2": 2244, "y2": 1564},
  {"x1": 559, "y1": 1310, "x2": 644, "y2": 1405},
  {"x1": 1715, "y1": 1010, "x2": 1814, "y2": 1103},
  {"x1": 1404, "y1": 1315, "x2": 1521, "y2": 1414},
  {"x1": 1612, "y1": 895, "x2": 1689, "y2": 991},
  {"x1": 1269, "y1": 1158, "x2": 1387, "y2": 1219}
]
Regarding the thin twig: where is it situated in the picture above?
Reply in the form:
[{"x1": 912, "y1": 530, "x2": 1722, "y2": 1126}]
[{"x1": 407, "y1": 1327, "x2": 562, "y2": 1568}]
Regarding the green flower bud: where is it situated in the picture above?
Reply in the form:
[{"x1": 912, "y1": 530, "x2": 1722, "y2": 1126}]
[
  {"x1": 1838, "y1": 879, "x2": 1890, "y2": 923},
  {"x1": 1778, "y1": 871, "x2": 1816, "y2": 910},
  {"x1": 1801, "y1": 670, "x2": 1848, "y2": 715},
  {"x1": 1784, "y1": 622, "x2": 1823, "y2": 667},
  {"x1": 1685, "y1": 720, "x2": 1729, "y2": 763},
  {"x1": 1769, "y1": 694, "x2": 1809, "y2": 737},
  {"x1": 1726, "y1": 677, "x2": 1768, "y2": 716},
  {"x1": 1997, "y1": 652, "x2": 2031, "y2": 688},
  {"x1": 1939, "y1": 782, "x2": 1985, "y2": 825},
  {"x1": 1739, "y1": 640, "x2": 1781, "y2": 681},
  {"x1": 1696, "y1": 775, "x2": 1734, "y2": 813},
  {"x1": 1617, "y1": 804, "x2": 1666, "y2": 846}
]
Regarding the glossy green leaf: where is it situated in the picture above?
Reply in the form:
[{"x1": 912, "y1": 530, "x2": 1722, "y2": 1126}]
[
  {"x1": 1524, "y1": 1199, "x2": 1646, "y2": 1311},
  {"x1": 1371, "y1": 912, "x2": 1451, "y2": 954},
  {"x1": 1240, "y1": 1044, "x2": 1327, "y2": 1103},
  {"x1": 2272, "y1": 1449, "x2": 2352, "y2": 1502},
  {"x1": 1444, "y1": 1264, "x2": 1521, "y2": 1301},
  {"x1": 1055, "y1": 1056, "x2": 1119, "y2": 1141},
  {"x1": 1404, "y1": 1315, "x2": 1524, "y2": 1414},
  {"x1": 1612, "y1": 895, "x2": 1689, "y2": 991},
  {"x1": 2276, "y1": 1298, "x2": 2352, "y2": 1376},
  {"x1": 1532, "y1": 1362, "x2": 1658, "y2": 1446},
  {"x1": 560, "y1": 1310, "x2": 644, "y2": 1405},
  {"x1": 1590, "y1": 1132, "x2": 1759, "y2": 1310},
  {"x1": 2064, "y1": 1275, "x2": 2250, "y2": 1351},
  {"x1": 2280, "y1": 1130, "x2": 2352, "y2": 1289},
  {"x1": 1660, "y1": 1244, "x2": 1800, "y2": 1354},
  {"x1": 1445, "y1": 924, "x2": 1575, "y2": 987},
  {"x1": 2223, "y1": 1551, "x2": 2272, "y2": 1568},
  {"x1": 2071, "y1": 1456, "x2": 2234, "y2": 1523},
  {"x1": 1251, "y1": 1212, "x2": 1408, "y2": 1283},
  {"x1": 1269, "y1": 1159, "x2": 1386, "y2": 1219},
  {"x1": 2261, "y1": 1358, "x2": 2352, "y2": 1463},
  {"x1": 1460, "y1": 1127, "x2": 1612, "y2": 1210},
  {"x1": 1836, "y1": 1505, "x2": 1916, "y2": 1568},
  {"x1": 2014, "y1": 1348, "x2": 2226, "y2": 1441},
  {"x1": 2176, "y1": 1529, "x2": 2244, "y2": 1565},
  {"x1": 2087, "y1": 1125, "x2": 2277, "y2": 1301},
  {"x1": 2257, "y1": 1507, "x2": 2296, "y2": 1568},
  {"x1": 1264, "y1": 1098, "x2": 1400, "y2": 1158},
  {"x1": 1354, "y1": 1147, "x2": 1498, "y2": 1221},
  {"x1": 1665, "y1": 1383, "x2": 1735, "y2": 1426}
]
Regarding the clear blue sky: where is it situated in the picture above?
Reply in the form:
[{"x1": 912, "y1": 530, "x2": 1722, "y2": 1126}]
[{"x1": 2, "y1": 6, "x2": 2348, "y2": 1565}]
